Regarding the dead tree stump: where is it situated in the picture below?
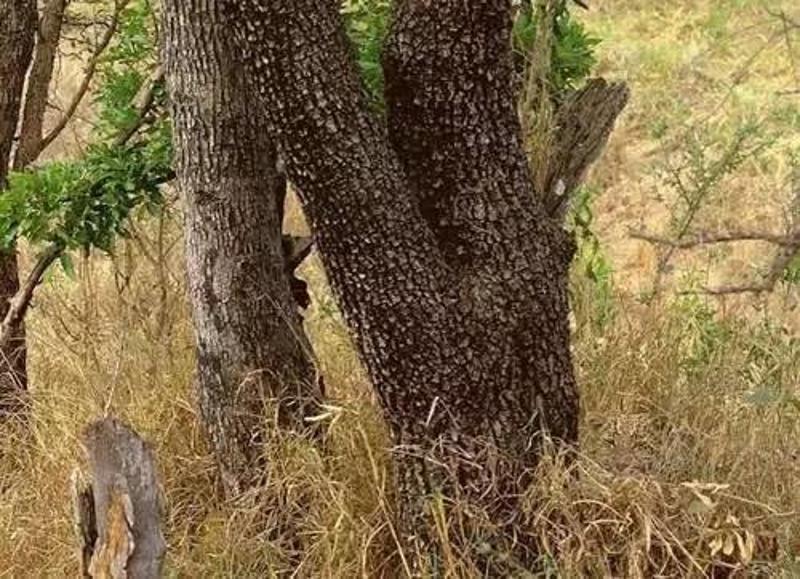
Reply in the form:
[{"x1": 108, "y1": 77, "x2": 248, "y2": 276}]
[{"x1": 72, "y1": 417, "x2": 166, "y2": 578}]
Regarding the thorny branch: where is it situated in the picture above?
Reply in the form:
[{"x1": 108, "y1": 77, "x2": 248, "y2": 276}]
[{"x1": 634, "y1": 166, "x2": 800, "y2": 296}]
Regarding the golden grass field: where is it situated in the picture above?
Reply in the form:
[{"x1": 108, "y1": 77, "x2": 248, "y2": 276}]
[{"x1": 1, "y1": 0, "x2": 798, "y2": 576}]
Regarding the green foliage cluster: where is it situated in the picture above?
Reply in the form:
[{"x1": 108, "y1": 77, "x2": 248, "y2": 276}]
[
  {"x1": 96, "y1": 0, "x2": 161, "y2": 137},
  {"x1": 0, "y1": 0, "x2": 170, "y2": 269},
  {"x1": 513, "y1": 1, "x2": 599, "y2": 97},
  {"x1": 568, "y1": 185, "x2": 614, "y2": 330},
  {"x1": 673, "y1": 291, "x2": 732, "y2": 374},
  {"x1": 1, "y1": 139, "x2": 169, "y2": 254},
  {"x1": 342, "y1": 0, "x2": 392, "y2": 109}
]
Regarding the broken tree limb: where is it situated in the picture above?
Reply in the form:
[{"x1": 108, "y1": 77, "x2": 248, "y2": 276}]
[
  {"x1": 544, "y1": 79, "x2": 631, "y2": 219},
  {"x1": 72, "y1": 470, "x2": 98, "y2": 578},
  {"x1": 75, "y1": 417, "x2": 166, "y2": 579}
]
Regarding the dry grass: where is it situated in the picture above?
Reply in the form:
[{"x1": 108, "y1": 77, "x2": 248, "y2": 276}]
[{"x1": 1, "y1": 0, "x2": 799, "y2": 577}]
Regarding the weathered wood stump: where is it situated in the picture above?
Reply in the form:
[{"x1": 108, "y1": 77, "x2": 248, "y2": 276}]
[{"x1": 72, "y1": 417, "x2": 166, "y2": 578}]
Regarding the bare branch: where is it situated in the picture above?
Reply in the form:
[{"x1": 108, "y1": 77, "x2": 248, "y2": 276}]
[
  {"x1": 38, "y1": 0, "x2": 130, "y2": 156},
  {"x1": 684, "y1": 247, "x2": 799, "y2": 296},
  {"x1": 631, "y1": 228, "x2": 800, "y2": 249},
  {"x1": 0, "y1": 243, "x2": 61, "y2": 350}
]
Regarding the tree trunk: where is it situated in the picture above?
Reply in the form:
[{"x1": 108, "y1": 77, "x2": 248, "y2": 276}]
[
  {"x1": 221, "y1": 0, "x2": 580, "y2": 566},
  {"x1": 162, "y1": 0, "x2": 320, "y2": 496},
  {"x1": 0, "y1": 0, "x2": 36, "y2": 415},
  {"x1": 14, "y1": 0, "x2": 68, "y2": 170}
]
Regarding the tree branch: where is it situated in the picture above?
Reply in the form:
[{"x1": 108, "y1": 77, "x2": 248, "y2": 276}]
[
  {"x1": 0, "y1": 243, "x2": 61, "y2": 350},
  {"x1": 634, "y1": 224, "x2": 800, "y2": 296},
  {"x1": 0, "y1": 63, "x2": 166, "y2": 351},
  {"x1": 38, "y1": 0, "x2": 130, "y2": 156},
  {"x1": 685, "y1": 248, "x2": 798, "y2": 296},
  {"x1": 630, "y1": 228, "x2": 800, "y2": 249},
  {"x1": 112, "y1": 64, "x2": 164, "y2": 147}
]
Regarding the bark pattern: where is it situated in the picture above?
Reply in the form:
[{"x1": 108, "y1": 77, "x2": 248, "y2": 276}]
[
  {"x1": 82, "y1": 418, "x2": 166, "y2": 579},
  {"x1": 0, "y1": 0, "x2": 36, "y2": 413},
  {"x1": 14, "y1": 0, "x2": 68, "y2": 169},
  {"x1": 381, "y1": 1, "x2": 581, "y2": 557},
  {"x1": 226, "y1": 0, "x2": 580, "y2": 558},
  {"x1": 162, "y1": 0, "x2": 318, "y2": 496}
]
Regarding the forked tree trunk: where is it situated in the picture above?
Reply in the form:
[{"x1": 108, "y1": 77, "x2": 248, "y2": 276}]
[
  {"x1": 163, "y1": 0, "x2": 625, "y2": 570},
  {"x1": 222, "y1": 0, "x2": 578, "y2": 565},
  {"x1": 0, "y1": 0, "x2": 36, "y2": 415},
  {"x1": 161, "y1": 0, "x2": 320, "y2": 496}
]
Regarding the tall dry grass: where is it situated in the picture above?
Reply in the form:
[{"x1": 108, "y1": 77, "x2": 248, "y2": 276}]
[
  {"x1": 1, "y1": 0, "x2": 799, "y2": 576},
  {"x1": 0, "y1": 206, "x2": 796, "y2": 577}
]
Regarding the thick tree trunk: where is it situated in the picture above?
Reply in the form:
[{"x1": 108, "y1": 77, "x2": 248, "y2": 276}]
[
  {"x1": 222, "y1": 0, "x2": 579, "y2": 566},
  {"x1": 0, "y1": 0, "x2": 36, "y2": 415},
  {"x1": 162, "y1": 0, "x2": 319, "y2": 496}
]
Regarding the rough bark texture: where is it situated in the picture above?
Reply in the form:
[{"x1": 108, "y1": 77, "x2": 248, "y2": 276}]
[
  {"x1": 0, "y1": 0, "x2": 36, "y2": 414},
  {"x1": 14, "y1": 0, "x2": 68, "y2": 169},
  {"x1": 540, "y1": 78, "x2": 630, "y2": 218},
  {"x1": 162, "y1": 0, "x2": 319, "y2": 496},
  {"x1": 219, "y1": 0, "x2": 580, "y2": 565},
  {"x1": 79, "y1": 418, "x2": 166, "y2": 578}
]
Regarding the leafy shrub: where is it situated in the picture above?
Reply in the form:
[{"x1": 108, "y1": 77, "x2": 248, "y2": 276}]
[{"x1": 513, "y1": 0, "x2": 600, "y2": 98}]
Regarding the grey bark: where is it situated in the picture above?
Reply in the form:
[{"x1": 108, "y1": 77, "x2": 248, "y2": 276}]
[
  {"x1": 0, "y1": 0, "x2": 36, "y2": 415},
  {"x1": 161, "y1": 0, "x2": 319, "y2": 497},
  {"x1": 77, "y1": 417, "x2": 166, "y2": 578},
  {"x1": 14, "y1": 0, "x2": 68, "y2": 169}
]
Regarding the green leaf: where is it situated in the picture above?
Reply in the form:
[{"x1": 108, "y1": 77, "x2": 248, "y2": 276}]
[{"x1": 59, "y1": 252, "x2": 76, "y2": 280}]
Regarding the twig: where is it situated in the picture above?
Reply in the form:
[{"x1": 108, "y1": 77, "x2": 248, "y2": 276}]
[
  {"x1": 38, "y1": 0, "x2": 130, "y2": 156},
  {"x1": 631, "y1": 228, "x2": 800, "y2": 249}
]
